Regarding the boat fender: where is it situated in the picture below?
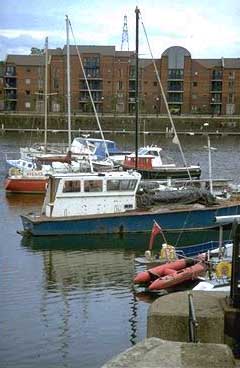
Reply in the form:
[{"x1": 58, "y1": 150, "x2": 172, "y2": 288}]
[
  {"x1": 144, "y1": 250, "x2": 152, "y2": 260},
  {"x1": 215, "y1": 261, "x2": 231, "y2": 278},
  {"x1": 160, "y1": 244, "x2": 176, "y2": 261},
  {"x1": 9, "y1": 167, "x2": 21, "y2": 176}
]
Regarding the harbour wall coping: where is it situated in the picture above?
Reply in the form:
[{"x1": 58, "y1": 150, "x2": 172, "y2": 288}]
[
  {"x1": 102, "y1": 337, "x2": 235, "y2": 368},
  {"x1": 1, "y1": 114, "x2": 240, "y2": 134}
]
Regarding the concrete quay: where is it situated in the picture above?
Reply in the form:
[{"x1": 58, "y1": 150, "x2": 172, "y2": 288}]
[
  {"x1": 102, "y1": 337, "x2": 235, "y2": 368},
  {"x1": 103, "y1": 291, "x2": 240, "y2": 367}
]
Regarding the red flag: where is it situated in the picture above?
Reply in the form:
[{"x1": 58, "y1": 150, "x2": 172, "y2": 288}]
[{"x1": 148, "y1": 221, "x2": 162, "y2": 250}]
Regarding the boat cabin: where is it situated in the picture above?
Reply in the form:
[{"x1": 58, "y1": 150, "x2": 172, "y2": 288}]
[
  {"x1": 124, "y1": 146, "x2": 175, "y2": 169},
  {"x1": 71, "y1": 137, "x2": 97, "y2": 156},
  {"x1": 6, "y1": 159, "x2": 37, "y2": 172},
  {"x1": 42, "y1": 171, "x2": 141, "y2": 217}
]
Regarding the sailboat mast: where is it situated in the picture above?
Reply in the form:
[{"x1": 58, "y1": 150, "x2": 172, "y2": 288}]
[
  {"x1": 66, "y1": 15, "x2": 72, "y2": 153},
  {"x1": 44, "y1": 37, "x2": 48, "y2": 153},
  {"x1": 135, "y1": 6, "x2": 140, "y2": 170}
]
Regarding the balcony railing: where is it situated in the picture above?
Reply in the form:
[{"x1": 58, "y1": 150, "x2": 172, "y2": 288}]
[
  {"x1": 211, "y1": 88, "x2": 222, "y2": 92},
  {"x1": 168, "y1": 69, "x2": 184, "y2": 80},
  {"x1": 168, "y1": 93, "x2": 183, "y2": 103},
  {"x1": 4, "y1": 71, "x2": 16, "y2": 77},
  {"x1": 6, "y1": 93, "x2": 17, "y2": 100}
]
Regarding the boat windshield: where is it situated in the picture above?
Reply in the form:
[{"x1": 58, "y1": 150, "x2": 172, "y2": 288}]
[{"x1": 138, "y1": 148, "x2": 149, "y2": 155}]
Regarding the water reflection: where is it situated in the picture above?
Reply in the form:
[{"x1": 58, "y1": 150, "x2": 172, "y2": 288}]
[
  {"x1": 21, "y1": 227, "x2": 232, "y2": 251},
  {"x1": 17, "y1": 234, "x2": 149, "y2": 367},
  {"x1": 2, "y1": 134, "x2": 240, "y2": 367},
  {"x1": 5, "y1": 193, "x2": 44, "y2": 207}
]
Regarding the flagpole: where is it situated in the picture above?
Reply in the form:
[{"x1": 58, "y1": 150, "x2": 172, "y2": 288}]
[{"x1": 154, "y1": 220, "x2": 168, "y2": 244}]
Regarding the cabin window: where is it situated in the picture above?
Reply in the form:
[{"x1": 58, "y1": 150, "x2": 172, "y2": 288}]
[
  {"x1": 63, "y1": 180, "x2": 81, "y2": 193},
  {"x1": 107, "y1": 179, "x2": 137, "y2": 191},
  {"x1": 148, "y1": 150, "x2": 159, "y2": 157},
  {"x1": 84, "y1": 180, "x2": 102, "y2": 192}
]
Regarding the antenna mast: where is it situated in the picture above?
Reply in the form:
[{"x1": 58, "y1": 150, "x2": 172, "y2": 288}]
[{"x1": 121, "y1": 15, "x2": 129, "y2": 51}]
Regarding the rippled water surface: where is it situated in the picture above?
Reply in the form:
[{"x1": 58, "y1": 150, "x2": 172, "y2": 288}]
[{"x1": 0, "y1": 132, "x2": 240, "y2": 367}]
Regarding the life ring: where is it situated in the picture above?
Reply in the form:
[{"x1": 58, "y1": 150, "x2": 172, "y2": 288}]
[{"x1": 215, "y1": 261, "x2": 231, "y2": 278}]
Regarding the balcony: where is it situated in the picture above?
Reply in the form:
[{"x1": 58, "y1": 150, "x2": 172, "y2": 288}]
[
  {"x1": 168, "y1": 92, "x2": 183, "y2": 104},
  {"x1": 79, "y1": 80, "x2": 102, "y2": 90},
  {"x1": 5, "y1": 78, "x2": 17, "y2": 89},
  {"x1": 79, "y1": 92, "x2": 103, "y2": 102},
  {"x1": 5, "y1": 92, "x2": 17, "y2": 100},
  {"x1": 4, "y1": 71, "x2": 16, "y2": 77},
  {"x1": 168, "y1": 81, "x2": 184, "y2": 92},
  {"x1": 212, "y1": 70, "x2": 222, "y2": 81},
  {"x1": 168, "y1": 69, "x2": 184, "y2": 81},
  {"x1": 211, "y1": 81, "x2": 222, "y2": 92},
  {"x1": 211, "y1": 96, "x2": 222, "y2": 104}
]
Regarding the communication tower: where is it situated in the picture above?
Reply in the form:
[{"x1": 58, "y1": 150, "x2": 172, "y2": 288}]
[{"x1": 121, "y1": 15, "x2": 129, "y2": 51}]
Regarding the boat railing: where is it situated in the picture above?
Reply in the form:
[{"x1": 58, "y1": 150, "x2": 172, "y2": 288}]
[{"x1": 188, "y1": 292, "x2": 199, "y2": 343}]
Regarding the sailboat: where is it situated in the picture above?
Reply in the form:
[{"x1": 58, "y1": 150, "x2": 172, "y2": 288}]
[
  {"x1": 5, "y1": 27, "x2": 92, "y2": 194},
  {"x1": 122, "y1": 7, "x2": 201, "y2": 181},
  {"x1": 19, "y1": 12, "x2": 240, "y2": 237}
]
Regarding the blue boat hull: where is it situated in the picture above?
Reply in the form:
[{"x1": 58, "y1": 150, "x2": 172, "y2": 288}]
[{"x1": 21, "y1": 203, "x2": 240, "y2": 236}]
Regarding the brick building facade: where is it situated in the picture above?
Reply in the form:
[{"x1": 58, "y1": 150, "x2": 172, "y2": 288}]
[{"x1": 1, "y1": 45, "x2": 240, "y2": 115}]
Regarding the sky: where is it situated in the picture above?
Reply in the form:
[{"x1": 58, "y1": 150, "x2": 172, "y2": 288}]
[{"x1": 1, "y1": 0, "x2": 240, "y2": 60}]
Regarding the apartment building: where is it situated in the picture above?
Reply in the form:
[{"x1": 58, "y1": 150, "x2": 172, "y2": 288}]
[{"x1": 2, "y1": 45, "x2": 240, "y2": 115}]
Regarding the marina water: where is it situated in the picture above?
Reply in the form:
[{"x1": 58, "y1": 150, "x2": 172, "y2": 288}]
[{"x1": 0, "y1": 132, "x2": 240, "y2": 367}]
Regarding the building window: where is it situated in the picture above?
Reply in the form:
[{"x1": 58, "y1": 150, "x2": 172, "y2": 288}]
[
  {"x1": 52, "y1": 102, "x2": 60, "y2": 112},
  {"x1": 229, "y1": 71, "x2": 235, "y2": 79},
  {"x1": 25, "y1": 90, "x2": 30, "y2": 95},
  {"x1": 153, "y1": 81, "x2": 157, "y2": 87},
  {"x1": 25, "y1": 78, "x2": 31, "y2": 85},
  {"x1": 228, "y1": 93, "x2": 234, "y2": 103},
  {"x1": 118, "y1": 81, "x2": 123, "y2": 90},
  {"x1": 38, "y1": 79, "x2": 44, "y2": 89},
  {"x1": 26, "y1": 68, "x2": 31, "y2": 72},
  {"x1": 25, "y1": 102, "x2": 31, "y2": 109},
  {"x1": 38, "y1": 90, "x2": 44, "y2": 100},
  {"x1": 193, "y1": 81, "x2": 198, "y2": 87},
  {"x1": 228, "y1": 79, "x2": 235, "y2": 89},
  {"x1": 53, "y1": 78, "x2": 59, "y2": 89}
]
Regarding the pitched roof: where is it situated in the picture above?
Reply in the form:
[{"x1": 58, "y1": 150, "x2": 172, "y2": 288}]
[
  {"x1": 6, "y1": 54, "x2": 44, "y2": 66},
  {"x1": 62, "y1": 45, "x2": 116, "y2": 56},
  {"x1": 194, "y1": 58, "x2": 240, "y2": 68}
]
